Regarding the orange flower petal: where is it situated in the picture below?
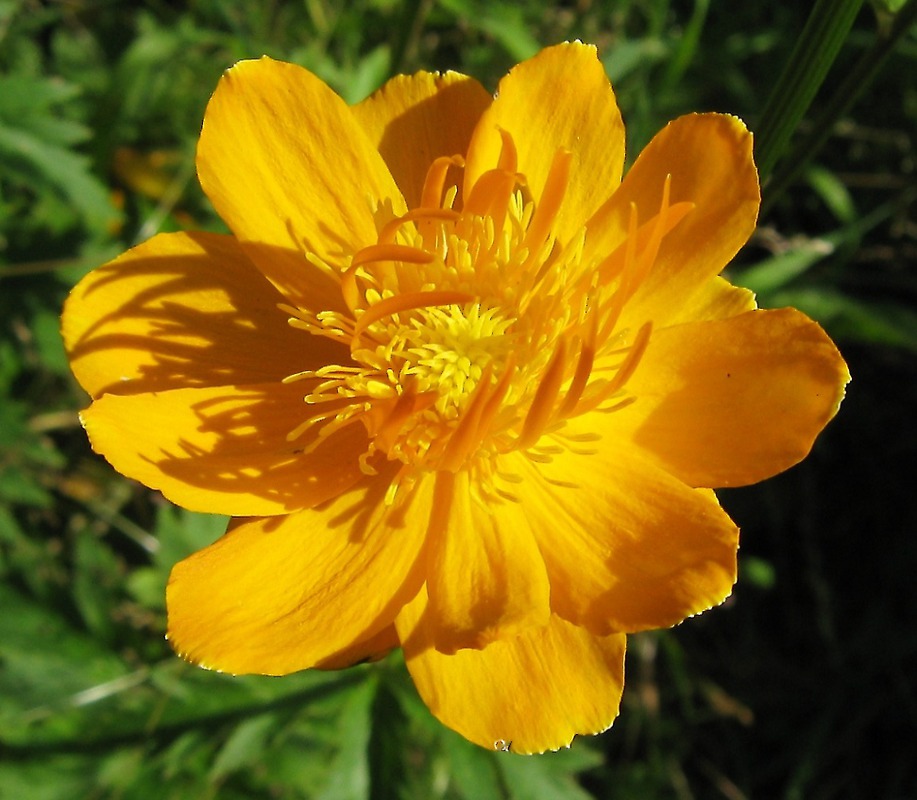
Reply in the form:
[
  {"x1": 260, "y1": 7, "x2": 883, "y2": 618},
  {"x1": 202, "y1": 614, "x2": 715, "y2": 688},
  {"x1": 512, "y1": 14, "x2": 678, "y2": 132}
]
[
  {"x1": 81, "y1": 381, "x2": 369, "y2": 516},
  {"x1": 587, "y1": 113, "x2": 759, "y2": 330},
  {"x1": 464, "y1": 42, "x2": 625, "y2": 243},
  {"x1": 424, "y1": 471, "x2": 550, "y2": 653},
  {"x1": 315, "y1": 625, "x2": 399, "y2": 671},
  {"x1": 352, "y1": 71, "x2": 492, "y2": 208},
  {"x1": 397, "y1": 587, "x2": 626, "y2": 754},
  {"x1": 196, "y1": 57, "x2": 405, "y2": 310},
  {"x1": 62, "y1": 231, "x2": 348, "y2": 398},
  {"x1": 602, "y1": 307, "x2": 850, "y2": 488},
  {"x1": 503, "y1": 447, "x2": 738, "y2": 635},
  {"x1": 167, "y1": 472, "x2": 435, "y2": 675},
  {"x1": 676, "y1": 275, "x2": 758, "y2": 323}
]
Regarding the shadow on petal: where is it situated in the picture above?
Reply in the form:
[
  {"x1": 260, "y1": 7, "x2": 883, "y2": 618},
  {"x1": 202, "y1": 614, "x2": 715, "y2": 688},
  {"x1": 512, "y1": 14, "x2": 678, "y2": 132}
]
[{"x1": 65, "y1": 231, "x2": 352, "y2": 398}]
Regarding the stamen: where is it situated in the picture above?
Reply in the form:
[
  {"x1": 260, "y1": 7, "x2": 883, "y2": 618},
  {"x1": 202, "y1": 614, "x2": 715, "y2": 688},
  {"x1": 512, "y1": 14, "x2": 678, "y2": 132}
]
[
  {"x1": 573, "y1": 322, "x2": 652, "y2": 416},
  {"x1": 377, "y1": 208, "x2": 460, "y2": 244},
  {"x1": 557, "y1": 311, "x2": 597, "y2": 419},
  {"x1": 496, "y1": 127, "x2": 518, "y2": 174},
  {"x1": 524, "y1": 148, "x2": 572, "y2": 259},
  {"x1": 350, "y1": 243, "x2": 435, "y2": 270},
  {"x1": 341, "y1": 244, "x2": 435, "y2": 311},
  {"x1": 438, "y1": 364, "x2": 494, "y2": 472},
  {"x1": 420, "y1": 154, "x2": 465, "y2": 209},
  {"x1": 464, "y1": 169, "x2": 518, "y2": 229},
  {"x1": 372, "y1": 388, "x2": 435, "y2": 454},
  {"x1": 517, "y1": 338, "x2": 568, "y2": 450},
  {"x1": 352, "y1": 290, "x2": 475, "y2": 342}
]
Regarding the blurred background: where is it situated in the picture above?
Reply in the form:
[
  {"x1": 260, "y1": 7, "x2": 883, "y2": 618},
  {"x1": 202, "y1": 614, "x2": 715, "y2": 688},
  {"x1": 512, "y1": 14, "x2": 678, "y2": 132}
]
[{"x1": 1, "y1": 1, "x2": 915, "y2": 798}]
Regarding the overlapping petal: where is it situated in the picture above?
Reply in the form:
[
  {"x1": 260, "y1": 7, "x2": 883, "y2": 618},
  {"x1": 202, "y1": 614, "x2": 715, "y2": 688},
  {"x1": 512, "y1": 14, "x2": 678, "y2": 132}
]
[
  {"x1": 464, "y1": 42, "x2": 625, "y2": 243},
  {"x1": 167, "y1": 470, "x2": 435, "y2": 675},
  {"x1": 502, "y1": 446, "x2": 738, "y2": 635},
  {"x1": 62, "y1": 231, "x2": 348, "y2": 398},
  {"x1": 81, "y1": 381, "x2": 369, "y2": 516},
  {"x1": 352, "y1": 71, "x2": 491, "y2": 208},
  {"x1": 197, "y1": 57, "x2": 405, "y2": 311},
  {"x1": 586, "y1": 113, "x2": 759, "y2": 330},
  {"x1": 424, "y1": 471, "x2": 550, "y2": 653},
  {"x1": 398, "y1": 587, "x2": 626, "y2": 754},
  {"x1": 598, "y1": 307, "x2": 850, "y2": 488}
]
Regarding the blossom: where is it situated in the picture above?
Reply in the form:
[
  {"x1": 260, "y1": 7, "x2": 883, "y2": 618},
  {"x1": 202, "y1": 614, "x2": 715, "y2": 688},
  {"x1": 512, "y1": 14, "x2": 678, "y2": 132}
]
[{"x1": 62, "y1": 42, "x2": 849, "y2": 754}]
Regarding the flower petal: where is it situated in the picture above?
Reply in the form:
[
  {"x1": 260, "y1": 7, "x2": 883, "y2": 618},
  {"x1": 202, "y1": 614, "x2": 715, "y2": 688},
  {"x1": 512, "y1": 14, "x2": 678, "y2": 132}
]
[
  {"x1": 62, "y1": 231, "x2": 348, "y2": 398},
  {"x1": 587, "y1": 113, "x2": 759, "y2": 330},
  {"x1": 503, "y1": 446, "x2": 738, "y2": 635},
  {"x1": 464, "y1": 42, "x2": 625, "y2": 242},
  {"x1": 352, "y1": 71, "x2": 491, "y2": 208},
  {"x1": 167, "y1": 471, "x2": 434, "y2": 675},
  {"x1": 81, "y1": 381, "x2": 369, "y2": 516},
  {"x1": 424, "y1": 471, "x2": 550, "y2": 653},
  {"x1": 315, "y1": 625, "x2": 398, "y2": 671},
  {"x1": 197, "y1": 57, "x2": 405, "y2": 310},
  {"x1": 602, "y1": 307, "x2": 851, "y2": 488},
  {"x1": 397, "y1": 587, "x2": 626, "y2": 754}
]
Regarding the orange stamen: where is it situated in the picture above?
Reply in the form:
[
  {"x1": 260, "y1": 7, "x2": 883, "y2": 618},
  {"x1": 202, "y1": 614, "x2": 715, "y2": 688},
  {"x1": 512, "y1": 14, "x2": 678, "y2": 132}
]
[
  {"x1": 352, "y1": 290, "x2": 475, "y2": 342},
  {"x1": 377, "y1": 208, "x2": 461, "y2": 245},
  {"x1": 420, "y1": 154, "x2": 465, "y2": 209},
  {"x1": 524, "y1": 148, "x2": 572, "y2": 260},
  {"x1": 341, "y1": 244, "x2": 435, "y2": 310},
  {"x1": 557, "y1": 312, "x2": 597, "y2": 419},
  {"x1": 573, "y1": 321, "x2": 652, "y2": 416},
  {"x1": 438, "y1": 364, "x2": 494, "y2": 472},
  {"x1": 463, "y1": 169, "x2": 518, "y2": 227},
  {"x1": 496, "y1": 127, "x2": 518, "y2": 174},
  {"x1": 517, "y1": 338, "x2": 568, "y2": 450}
]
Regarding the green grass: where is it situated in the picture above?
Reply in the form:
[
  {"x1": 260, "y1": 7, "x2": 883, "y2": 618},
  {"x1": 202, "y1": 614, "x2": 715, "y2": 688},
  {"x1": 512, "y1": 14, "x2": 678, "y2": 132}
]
[{"x1": 2, "y1": 1, "x2": 916, "y2": 797}]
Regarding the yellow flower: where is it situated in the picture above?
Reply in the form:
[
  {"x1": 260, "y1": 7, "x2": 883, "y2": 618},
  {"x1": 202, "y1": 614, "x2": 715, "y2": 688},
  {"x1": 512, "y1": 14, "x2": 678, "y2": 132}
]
[{"x1": 62, "y1": 42, "x2": 849, "y2": 754}]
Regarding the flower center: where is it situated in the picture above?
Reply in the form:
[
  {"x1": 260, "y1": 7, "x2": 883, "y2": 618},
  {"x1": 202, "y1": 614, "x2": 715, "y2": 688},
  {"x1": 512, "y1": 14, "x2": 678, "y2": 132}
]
[
  {"x1": 399, "y1": 303, "x2": 514, "y2": 419},
  {"x1": 281, "y1": 130, "x2": 691, "y2": 485}
]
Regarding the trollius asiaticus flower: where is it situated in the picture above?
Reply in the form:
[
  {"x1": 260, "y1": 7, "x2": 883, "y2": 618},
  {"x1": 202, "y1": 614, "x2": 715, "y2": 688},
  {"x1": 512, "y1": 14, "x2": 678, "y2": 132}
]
[{"x1": 63, "y1": 42, "x2": 849, "y2": 753}]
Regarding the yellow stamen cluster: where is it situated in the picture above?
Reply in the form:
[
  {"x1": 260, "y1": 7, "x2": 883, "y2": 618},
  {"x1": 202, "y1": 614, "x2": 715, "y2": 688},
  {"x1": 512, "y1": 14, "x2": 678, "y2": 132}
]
[{"x1": 282, "y1": 132, "x2": 683, "y2": 489}]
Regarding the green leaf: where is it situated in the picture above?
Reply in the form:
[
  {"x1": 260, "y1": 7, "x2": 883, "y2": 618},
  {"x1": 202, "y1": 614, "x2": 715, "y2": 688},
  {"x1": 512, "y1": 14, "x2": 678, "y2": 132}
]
[
  {"x1": 210, "y1": 714, "x2": 279, "y2": 781},
  {"x1": 805, "y1": 164, "x2": 857, "y2": 224},
  {"x1": 754, "y1": 0, "x2": 865, "y2": 180},
  {"x1": 0, "y1": 122, "x2": 116, "y2": 232},
  {"x1": 496, "y1": 745, "x2": 602, "y2": 800},
  {"x1": 445, "y1": 737, "x2": 505, "y2": 800},
  {"x1": 317, "y1": 677, "x2": 376, "y2": 800},
  {"x1": 769, "y1": 287, "x2": 917, "y2": 351}
]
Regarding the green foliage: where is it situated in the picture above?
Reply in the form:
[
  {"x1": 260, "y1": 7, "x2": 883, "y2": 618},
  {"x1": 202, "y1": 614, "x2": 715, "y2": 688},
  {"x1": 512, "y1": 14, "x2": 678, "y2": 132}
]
[{"x1": 2, "y1": 0, "x2": 916, "y2": 798}]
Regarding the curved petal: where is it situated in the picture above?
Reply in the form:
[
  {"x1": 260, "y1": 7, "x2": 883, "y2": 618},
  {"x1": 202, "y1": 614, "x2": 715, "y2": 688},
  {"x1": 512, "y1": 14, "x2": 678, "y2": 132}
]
[
  {"x1": 352, "y1": 71, "x2": 491, "y2": 208},
  {"x1": 424, "y1": 471, "x2": 550, "y2": 653},
  {"x1": 167, "y1": 471, "x2": 435, "y2": 675},
  {"x1": 397, "y1": 587, "x2": 626, "y2": 754},
  {"x1": 501, "y1": 446, "x2": 738, "y2": 635},
  {"x1": 197, "y1": 57, "x2": 405, "y2": 310},
  {"x1": 600, "y1": 307, "x2": 850, "y2": 488},
  {"x1": 62, "y1": 231, "x2": 349, "y2": 398},
  {"x1": 315, "y1": 624, "x2": 399, "y2": 671},
  {"x1": 587, "y1": 113, "x2": 760, "y2": 330},
  {"x1": 464, "y1": 42, "x2": 625, "y2": 243},
  {"x1": 81, "y1": 381, "x2": 369, "y2": 516}
]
